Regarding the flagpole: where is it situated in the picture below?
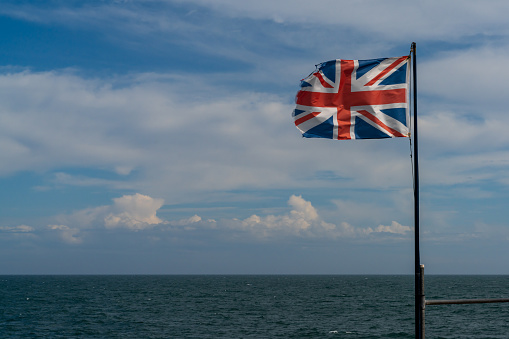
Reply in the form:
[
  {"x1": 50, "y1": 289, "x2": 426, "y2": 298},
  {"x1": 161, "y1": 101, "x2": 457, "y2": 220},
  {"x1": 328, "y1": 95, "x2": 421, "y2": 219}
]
[{"x1": 411, "y1": 42, "x2": 422, "y2": 339}]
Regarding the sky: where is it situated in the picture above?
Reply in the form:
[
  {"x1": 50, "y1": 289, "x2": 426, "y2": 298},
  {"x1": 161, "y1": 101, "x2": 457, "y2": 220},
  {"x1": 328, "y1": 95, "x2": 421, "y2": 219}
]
[{"x1": 2, "y1": 0, "x2": 509, "y2": 274}]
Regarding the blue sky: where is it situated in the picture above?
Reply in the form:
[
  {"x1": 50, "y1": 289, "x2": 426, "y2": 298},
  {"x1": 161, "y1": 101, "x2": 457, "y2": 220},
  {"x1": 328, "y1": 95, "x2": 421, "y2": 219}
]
[{"x1": 2, "y1": 0, "x2": 509, "y2": 274}]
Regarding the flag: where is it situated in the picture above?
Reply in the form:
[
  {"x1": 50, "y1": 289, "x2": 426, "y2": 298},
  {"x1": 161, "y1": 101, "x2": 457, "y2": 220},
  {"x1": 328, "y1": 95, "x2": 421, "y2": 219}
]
[{"x1": 293, "y1": 56, "x2": 410, "y2": 140}]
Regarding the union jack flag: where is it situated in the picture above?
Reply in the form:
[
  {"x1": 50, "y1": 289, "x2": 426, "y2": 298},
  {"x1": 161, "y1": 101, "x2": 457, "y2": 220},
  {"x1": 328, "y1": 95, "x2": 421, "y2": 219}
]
[{"x1": 293, "y1": 56, "x2": 410, "y2": 140}]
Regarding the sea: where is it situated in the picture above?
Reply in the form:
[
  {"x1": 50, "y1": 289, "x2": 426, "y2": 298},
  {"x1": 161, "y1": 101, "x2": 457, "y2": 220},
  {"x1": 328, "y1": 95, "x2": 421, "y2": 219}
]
[{"x1": 2, "y1": 275, "x2": 509, "y2": 338}]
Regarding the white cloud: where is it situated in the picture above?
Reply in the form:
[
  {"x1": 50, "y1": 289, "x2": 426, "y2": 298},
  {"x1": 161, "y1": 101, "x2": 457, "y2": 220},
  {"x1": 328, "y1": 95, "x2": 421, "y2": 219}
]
[
  {"x1": 8, "y1": 193, "x2": 499, "y2": 248},
  {"x1": 169, "y1": 215, "x2": 206, "y2": 227},
  {"x1": 288, "y1": 194, "x2": 318, "y2": 222},
  {"x1": 174, "y1": 0, "x2": 509, "y2": 41},
  {"x1": 8, "y1": 1, "x2": 509, "y2": 42},
  {"x1": 0, "y1": 70, "x2": 302, "y2": 202},
  {"x1": 104, "y1": 193, "x2": 165, "y2": 230},
  {"x1": 1, "y1": 19, "x2": 507, "y2": 208},
  {"x1": 47, "y1": 224, "x2": 82, "y2": 244},
  {"x1": 373, "y1": 221, "x2": 412, "y2": 235},
  {"x1": 53, "y1": 193, "x2": 165, "y2": 231},
  {"x1": 421, "y1": 46, "x2": 509, "y2": 109},
  {"x1": 238, "y1": 195, "x2": 331, "y2": 237},
  {"x1": 49, "y1": 193, "x2": 411, "y2": 241},
  {"x1": 235, "y1": 195, "x2": 411, "y2": 239},
  {"x1": 8, "y1": 1, "x2": 509, "y2": 85},
  {"x1": 2, "y1": 1, "x2": 509, "y2": 257},
  {"x1": 0, "y1": 225, "x2": 34, "y2": 233}
]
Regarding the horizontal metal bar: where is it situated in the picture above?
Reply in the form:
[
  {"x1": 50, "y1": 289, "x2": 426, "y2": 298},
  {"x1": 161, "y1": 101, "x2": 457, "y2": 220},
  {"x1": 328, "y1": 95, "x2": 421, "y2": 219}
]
[{"x1": 426, "y1": 298, "x2": 509, "y2": 306}]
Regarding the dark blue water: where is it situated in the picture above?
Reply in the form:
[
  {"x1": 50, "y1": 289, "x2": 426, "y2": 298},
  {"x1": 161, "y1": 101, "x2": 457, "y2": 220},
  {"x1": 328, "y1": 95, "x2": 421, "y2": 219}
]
[{"x1": 1, "y1": 275, "x2": 509, "y2": 338}]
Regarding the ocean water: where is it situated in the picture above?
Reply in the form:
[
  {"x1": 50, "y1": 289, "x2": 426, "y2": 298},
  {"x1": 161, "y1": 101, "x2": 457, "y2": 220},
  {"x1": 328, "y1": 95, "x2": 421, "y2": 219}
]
[{"x1": 1, "y1": 275, "x2": 509, "y2": 338}]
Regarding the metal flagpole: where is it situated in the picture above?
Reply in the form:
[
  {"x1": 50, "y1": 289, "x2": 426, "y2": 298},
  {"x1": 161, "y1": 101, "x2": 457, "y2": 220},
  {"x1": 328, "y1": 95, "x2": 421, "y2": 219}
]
[
  {"x1": 410, "y1": 42, "x2": 422, "y2": 339},
  {"x1": 410, "y1": 42, "x2": 509, "y2": 337}
]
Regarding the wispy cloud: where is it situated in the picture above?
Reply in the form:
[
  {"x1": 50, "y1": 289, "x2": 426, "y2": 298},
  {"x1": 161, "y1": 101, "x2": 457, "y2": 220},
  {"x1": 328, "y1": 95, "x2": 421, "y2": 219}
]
[
  {"x1": 2, "y1": 65, "x2": 509, "y2": 207},
  {"x1": 0, "y1": 225, "x2": 34, "y2": 233},
  {"x1": 173, "y1": 0, "x2": 509, "y2": 42}
]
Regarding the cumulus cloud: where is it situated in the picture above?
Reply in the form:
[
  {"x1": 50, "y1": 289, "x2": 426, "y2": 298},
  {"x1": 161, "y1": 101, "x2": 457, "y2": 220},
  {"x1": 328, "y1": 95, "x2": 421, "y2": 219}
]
[
  {"x1": 1, "y1": 194, "x2": 166, "y2": 244},
  {"x1": 52, "y1": 193, "x2": 165, "y2": 232},
  {"x1": 233, "y1": 195, "x2": 411, "y2": 239},
  {"x1": 50, "y1": 193, "x2": 410, "y2": 242},
  {"x1": 0, "y1": 193, "x2": 413, "y2": 248},
  {"x1": 104, "y1": 193, "x2": 164, "y2": 230},
  {"x1": 238, "y1": 195, "x2": 331, "y2": 237},
  {"x1": 48, "y1": 225, "x2": 82, "y2": 244}
]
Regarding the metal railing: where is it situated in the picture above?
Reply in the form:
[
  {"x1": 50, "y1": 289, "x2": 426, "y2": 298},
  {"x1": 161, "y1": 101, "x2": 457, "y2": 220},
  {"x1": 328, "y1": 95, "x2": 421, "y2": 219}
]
[{"x1": 420, "y1": 265, "x2": 509, "y2": 338}]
